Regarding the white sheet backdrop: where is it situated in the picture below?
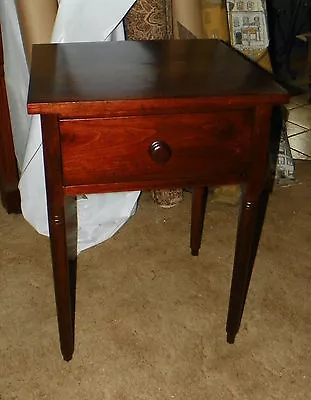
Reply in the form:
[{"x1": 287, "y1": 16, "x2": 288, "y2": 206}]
[{"x1": 1, "y1": 0, "x2": 140, "y2": 252}]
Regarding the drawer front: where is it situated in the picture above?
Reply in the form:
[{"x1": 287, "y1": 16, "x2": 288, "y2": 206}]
[{"x1": 60, "y1": 111, "x2": 252, "y2": 186}]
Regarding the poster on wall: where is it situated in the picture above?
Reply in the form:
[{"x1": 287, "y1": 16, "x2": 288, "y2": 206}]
[{"x1": 227, "y1": 0, "x2": 269, "y2": 52}]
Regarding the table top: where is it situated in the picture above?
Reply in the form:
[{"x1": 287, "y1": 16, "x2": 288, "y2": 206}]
[{"x1": 28, "y1": 39, "x2": 289, "y2": 116}]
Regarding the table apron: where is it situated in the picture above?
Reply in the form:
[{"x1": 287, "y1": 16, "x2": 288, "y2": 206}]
[{"x1": 59, "y1": 111, "x2": 253, "y2": 188}]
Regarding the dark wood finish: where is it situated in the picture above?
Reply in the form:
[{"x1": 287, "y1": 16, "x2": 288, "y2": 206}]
[
  {"x1": 226, "y1": 106, "x2": 275, "y2": 342},
  {"x1": 191, "y1": 187, "x2": 208, "y2": 256},
  {"x1": 28, "y1": 40, "x2": 288, "y2": 116},
  {"x1": 148, "y1": 141, "x2": 172, "y2": 164},
  {"x1": 40, "y1": 115, "x2": 77, "y2": 361},
  {"x1": 0, "y1": 25, "x2": 21, "y2": 214},
  {"x1": 59, "y1": 112, "x2": 252, "y2": 187},
  {"x1": 28, "y1": 39, "x2": 289, "y2": 361}
]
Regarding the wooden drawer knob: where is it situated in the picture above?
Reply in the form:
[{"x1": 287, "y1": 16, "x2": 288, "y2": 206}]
[{"x1": 148, "y1": 141, "x2": 172, "y2": 164}]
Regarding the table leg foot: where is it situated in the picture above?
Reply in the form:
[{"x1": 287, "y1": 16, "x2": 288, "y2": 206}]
[
  {"x1": 62, "y1": 350, "x2": 74, "y2": 362},
  {"x1": 226, "y1": 332, "x2": 236, "y2": 344}
]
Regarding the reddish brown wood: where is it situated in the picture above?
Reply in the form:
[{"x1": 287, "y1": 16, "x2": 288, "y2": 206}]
[
  {"x1": 28, "y1": 40, "x2": 289, "y2": 361},
  {"x1": 28, "y1": 40, "x2": 288, "y2": 117},
  {"x1": 0, "y1": 25, "x2": 21, "y2": 214},
  {"x1": 62, "y1": 176, "x2": 239, "y2": 197},
  {"x1": 226, "y1": 106, "x2": 273, "y2": 343},
  {"x1": 41, "y1": 115, "x2": 77, "y2": 361},
  {"x1": 59, "y1": 112, "x2": 252, "y2": 186}
]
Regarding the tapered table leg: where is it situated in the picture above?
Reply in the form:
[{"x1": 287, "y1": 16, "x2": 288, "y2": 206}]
[
  {"x1": 49, "y1": 198, "x2": 77, "y2": 361},
  {"x1": 226, "y1": 187, "x2": 270, "y2": 344},
  {"x1": 190, "y1": 187, "x2": 208, "y2": 256},
  {"x1": 41, "y1": 115, "x2": 78, "y2": 361}
]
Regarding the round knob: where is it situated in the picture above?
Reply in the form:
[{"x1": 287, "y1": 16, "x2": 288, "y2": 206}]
[{"x1": 148, "y1": 141, "x2": 172, "y2": 164}]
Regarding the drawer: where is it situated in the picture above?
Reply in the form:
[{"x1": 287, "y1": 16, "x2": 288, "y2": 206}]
[{"x1": 60, "y1": 111, "x2": 252, "y2": 187}]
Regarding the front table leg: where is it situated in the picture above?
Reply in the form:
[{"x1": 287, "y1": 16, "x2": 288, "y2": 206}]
[
  {"x1": 41, "y1": 115, "x2": 77, "y2": 361},
  {"x1": 49, "y1": 197, "x2": 77, "y2": 361},
  {"x1": 226, "y1": 105, "x2": 274, "y2": 343},
  {"x1": 226, "y1": 187, "x2": 270, "y2": 343}
]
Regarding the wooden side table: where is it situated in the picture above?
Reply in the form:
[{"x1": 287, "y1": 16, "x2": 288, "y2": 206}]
[{"x1": 28, "y1": 39, "x2": 289, "y2": 361}]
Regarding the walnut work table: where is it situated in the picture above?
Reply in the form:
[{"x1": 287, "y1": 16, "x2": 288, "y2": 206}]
[{"x1": 27, "y1": 39, "x2": 289, "y2": 361}]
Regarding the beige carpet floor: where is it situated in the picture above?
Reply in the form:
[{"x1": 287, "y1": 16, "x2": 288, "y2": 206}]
[{"x1": 0, "y1": 161, "x2": 310, "y2": 399}]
